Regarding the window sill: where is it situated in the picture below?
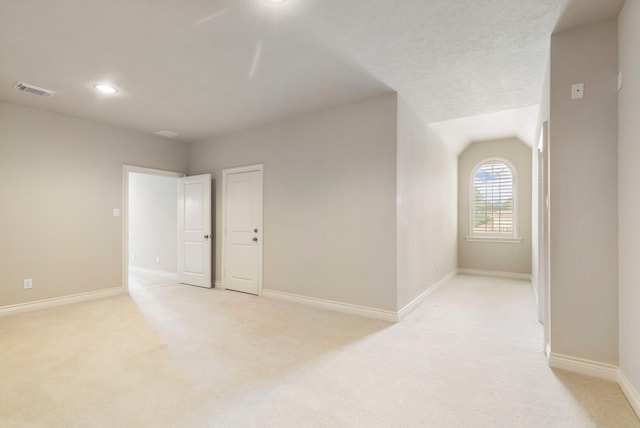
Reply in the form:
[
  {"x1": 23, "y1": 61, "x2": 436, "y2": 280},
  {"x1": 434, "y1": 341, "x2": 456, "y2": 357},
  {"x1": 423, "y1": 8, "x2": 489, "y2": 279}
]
[{"x1": 465, "y1": 236, "x2": 523, "y2": 244}]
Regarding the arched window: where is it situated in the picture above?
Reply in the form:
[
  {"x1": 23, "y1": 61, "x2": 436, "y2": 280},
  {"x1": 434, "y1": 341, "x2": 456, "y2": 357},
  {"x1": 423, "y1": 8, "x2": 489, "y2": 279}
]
[{"x1": 470, "y1": 159, "x2": 517, "y2": 238}]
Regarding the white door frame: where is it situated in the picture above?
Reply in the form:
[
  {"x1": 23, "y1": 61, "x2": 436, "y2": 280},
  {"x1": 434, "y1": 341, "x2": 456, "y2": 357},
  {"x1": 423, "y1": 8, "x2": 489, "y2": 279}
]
[
  {"x1": 542, "y1": 121, "x2": 551, "y2": 356},
  {"x1": 122, "y1": 164, "x2": 184, "y2": 294},
  {"x1": 221, "y1": 163, "x2": 264, "y2": 295}
]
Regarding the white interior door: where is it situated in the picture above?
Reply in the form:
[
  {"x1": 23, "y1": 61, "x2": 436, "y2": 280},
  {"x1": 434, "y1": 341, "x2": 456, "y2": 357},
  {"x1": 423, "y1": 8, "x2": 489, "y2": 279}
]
[
  {"x1": 223, "y1": 165, "x2": 263, "y2": 295},
  {"x1": 178, "y1": 174, "x2": 212, "y2": 288}
]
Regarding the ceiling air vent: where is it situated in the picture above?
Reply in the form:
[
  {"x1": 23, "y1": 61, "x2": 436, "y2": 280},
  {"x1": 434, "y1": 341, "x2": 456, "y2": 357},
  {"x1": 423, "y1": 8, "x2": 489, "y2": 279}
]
[
  {"x1": 15, "y1": 81, "x2": 56, "y2": 97},
  {"x1": 154, "y1": 130, "x2": 179, "y2": 138}
]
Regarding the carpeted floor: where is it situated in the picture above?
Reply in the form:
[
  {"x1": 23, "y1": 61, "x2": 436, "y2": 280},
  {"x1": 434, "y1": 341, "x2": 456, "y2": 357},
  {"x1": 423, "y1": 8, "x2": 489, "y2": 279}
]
[{"x1": 0, "y1": 273, "x2": 637, "y2": 427}]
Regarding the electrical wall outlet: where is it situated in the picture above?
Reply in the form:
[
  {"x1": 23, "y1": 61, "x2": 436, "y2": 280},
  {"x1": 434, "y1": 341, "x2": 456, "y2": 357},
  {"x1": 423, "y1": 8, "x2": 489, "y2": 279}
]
[
  {"x1": 24, "y1": 279, "x2": 33, "y2": 289},
  {"x1": 156, "y1": 256, "x2": 160, "y2": 263},
  {"x1": 571, "y1": 83, "x2": 584, "y2": 99}
]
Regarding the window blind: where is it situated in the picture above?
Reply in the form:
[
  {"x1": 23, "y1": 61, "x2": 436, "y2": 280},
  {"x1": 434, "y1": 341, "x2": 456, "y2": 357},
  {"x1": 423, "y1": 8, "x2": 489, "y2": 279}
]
[{"x1": 473, "y1": 161, "x2": 514, "y2": 234}]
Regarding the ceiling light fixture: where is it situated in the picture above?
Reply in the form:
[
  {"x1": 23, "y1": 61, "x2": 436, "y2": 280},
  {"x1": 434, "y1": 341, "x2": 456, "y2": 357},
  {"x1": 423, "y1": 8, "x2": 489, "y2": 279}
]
[{"x1": 94, "y1": 83, "x2": 118, "y2": 94}]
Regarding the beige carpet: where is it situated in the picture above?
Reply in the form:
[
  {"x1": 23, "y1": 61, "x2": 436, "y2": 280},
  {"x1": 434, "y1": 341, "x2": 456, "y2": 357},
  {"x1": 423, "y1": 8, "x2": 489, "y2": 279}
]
[{"x1": 0, "y1": 273, "x2": 638, "y2": 427}]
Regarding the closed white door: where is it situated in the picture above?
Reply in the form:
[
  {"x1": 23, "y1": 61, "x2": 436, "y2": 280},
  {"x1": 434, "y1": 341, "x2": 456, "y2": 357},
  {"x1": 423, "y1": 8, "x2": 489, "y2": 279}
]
[
  {"x1": 223, "y1": 165, "x2": 263, "y2": 295},
  {"x1": 177, "y1": 174, "x2": 212, "y2": 288}
]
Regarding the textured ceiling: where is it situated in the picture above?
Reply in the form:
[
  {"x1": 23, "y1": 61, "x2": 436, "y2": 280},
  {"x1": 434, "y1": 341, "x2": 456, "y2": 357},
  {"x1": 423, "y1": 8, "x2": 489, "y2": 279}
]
[
  {"x1": 0, "y1": 0, "x2": 625, "y2": 145},
  {"x1": 555, "y1": 0, "x2": 625, "y2": 33},
  {"x1": 430, "y1": 105, "x2": 540, "y2": 154}
]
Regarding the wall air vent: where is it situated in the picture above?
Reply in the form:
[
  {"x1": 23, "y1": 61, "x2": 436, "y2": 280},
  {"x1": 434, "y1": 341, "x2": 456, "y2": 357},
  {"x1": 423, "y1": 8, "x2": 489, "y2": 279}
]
[{"x1": 15, "y1": 81, "x2": 56, "y2": 97}]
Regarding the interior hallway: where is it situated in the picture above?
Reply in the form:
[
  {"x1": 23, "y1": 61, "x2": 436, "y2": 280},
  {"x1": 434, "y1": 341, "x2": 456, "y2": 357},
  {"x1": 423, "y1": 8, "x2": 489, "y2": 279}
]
[{"x1": 0, "y1": 274, "x2": 637, "y2": 427}]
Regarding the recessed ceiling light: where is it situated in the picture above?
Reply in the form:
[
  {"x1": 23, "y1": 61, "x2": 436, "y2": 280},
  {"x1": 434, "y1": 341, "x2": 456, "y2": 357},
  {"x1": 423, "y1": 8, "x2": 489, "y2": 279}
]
[{"x1": 94, "y1": 83, "x2": 118, "y2": 94}]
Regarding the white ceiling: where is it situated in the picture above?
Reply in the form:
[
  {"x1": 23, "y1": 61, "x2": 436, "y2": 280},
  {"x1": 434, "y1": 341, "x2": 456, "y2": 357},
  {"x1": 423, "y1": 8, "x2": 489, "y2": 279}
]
[
  {"x1": 0, "y1": 0, "x2": 625, "y2": 147},
  {"x1": 430, "y1": 105, "x2": 541, "y2": 154}
]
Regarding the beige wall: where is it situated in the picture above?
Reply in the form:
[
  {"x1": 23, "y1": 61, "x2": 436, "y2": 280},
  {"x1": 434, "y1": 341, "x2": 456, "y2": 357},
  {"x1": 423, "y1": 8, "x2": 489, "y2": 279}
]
[
  {"x1": 397, "y1": 97, "x2": 457, "y2": 309},
  {"x1": 550, "y1": 19, "x2": 618, "y2": 364},
  {"x1": 458, "y1": 138, "x2": 532, "y2": 274},
  {"x1": 618, "y1": 0, "x2": 640, "y2": 396},
  {"x1": 0, "y1": 101, "x2": 188, "y2": 307},
  {"x1": 128, "y1": 173, "x2": 178, "y2": 274},
  {"x1": 0, "y1": 93, "x2": 455, "y2": 315},
  {"x1": 188, "y1": 94, "x2": 399, "y2": 311}
]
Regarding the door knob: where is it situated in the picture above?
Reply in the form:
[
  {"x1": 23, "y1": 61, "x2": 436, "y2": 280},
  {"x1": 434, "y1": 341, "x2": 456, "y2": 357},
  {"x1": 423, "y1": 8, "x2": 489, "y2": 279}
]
[
  {"x1": 204, "y1": 235, "x2": 209, "y2": 239},
  {"x1": 252, "y1": 237, "x2": 258, "y2": 242},
  {"x1": 254, "y1": 228, "x2": 258, "y2": 233}
]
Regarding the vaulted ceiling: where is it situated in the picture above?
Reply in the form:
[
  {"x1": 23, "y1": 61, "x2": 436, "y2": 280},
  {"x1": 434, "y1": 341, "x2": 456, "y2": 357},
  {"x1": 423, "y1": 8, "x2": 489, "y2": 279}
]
[{"x1": 0, "y1": 0, "x2": 625, "y2": 148}]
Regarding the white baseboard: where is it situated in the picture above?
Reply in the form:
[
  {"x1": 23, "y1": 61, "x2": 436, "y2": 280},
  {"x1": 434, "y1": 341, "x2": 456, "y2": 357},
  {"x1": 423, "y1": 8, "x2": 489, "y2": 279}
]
[
  {"x1": 0, "y1": 287, "x2": 123, "y2": 317},
  {"x1": 457, "y1": 268, "x2": 532, "y2": 281},
  {"x1": 548, "y1": 352, "x2": 618, "y2": 382},
  {"x1": 397, "y1": 270, "x2": 457, "y2": 321},
  {"x1": 262, "y1": 289, "x2": 397, "y2": 322},
  {"x1": 547, "y1": 351, "x2": 640, "y2": 419},
  {"x1": 618, "y1": 369, "x2": 640, "y2": 418},
  {"x1": 263, "y1": 271, "x2": 457, "y2": 323},
  {"x1": 129, "y1": 267, "x2": 177, "y2": 279},
  {"x1": 215, "y1": 280, "x2": 224, "y2": 289}
]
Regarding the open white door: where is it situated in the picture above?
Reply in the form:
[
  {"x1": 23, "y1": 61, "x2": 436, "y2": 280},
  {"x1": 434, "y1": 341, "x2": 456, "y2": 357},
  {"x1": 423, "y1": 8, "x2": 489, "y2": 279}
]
[
  {"x1": 222, "y1": 165, "x2": 263, "y2": 295},
  {"x1": 178, "y1": 174, "x2": 212, "y2": 288}
]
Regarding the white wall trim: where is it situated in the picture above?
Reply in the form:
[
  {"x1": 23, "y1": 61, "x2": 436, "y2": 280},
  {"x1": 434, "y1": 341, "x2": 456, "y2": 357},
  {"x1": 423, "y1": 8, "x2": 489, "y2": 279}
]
[
  {"x1": 548, "y1": 353, "x2": 640, "y2": 419},
  {"x1": 618, "y1": 369, "x2": 640, "y2": 418},
  {"x1": 464, "y1": 236, "x2": 523, "y2": 244},
  {"x1": 397, "y1": 270, "x2": 457, "y2": 321},
  {"x1": 458, "y1": 268, "x2": 531, "y2": 281},
  {"x1": 262, "y1": 289, "x2": 397, "y2": 322},
  {"x1": 0, "y1": 288, "x2": 122, "y2": 317},
  {"x1": 215, "y1": 280, "x2": 224, "y2": 290},
  {"x1": 129, "y1": 267, "x2": 177, "y2": 279},
  {"x1": 548, "y1": 352, "x2": 618, "y2": 382}
]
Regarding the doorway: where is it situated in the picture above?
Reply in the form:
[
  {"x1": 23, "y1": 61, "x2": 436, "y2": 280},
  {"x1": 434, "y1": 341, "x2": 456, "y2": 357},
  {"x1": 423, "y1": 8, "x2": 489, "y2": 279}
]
[{"x1": 123, "y1": 165, "x2": 182, "y2": 293}]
